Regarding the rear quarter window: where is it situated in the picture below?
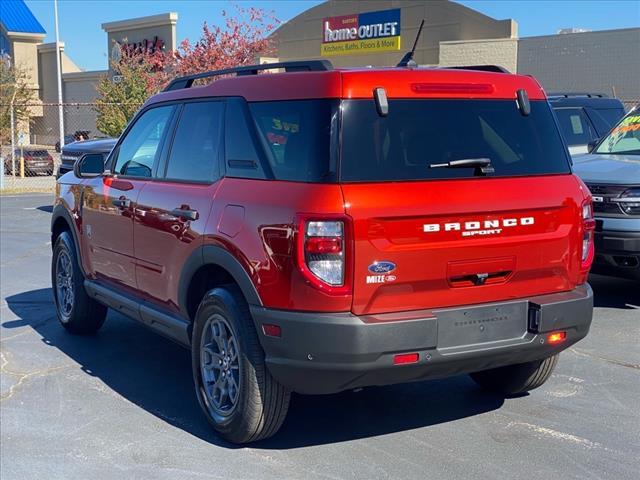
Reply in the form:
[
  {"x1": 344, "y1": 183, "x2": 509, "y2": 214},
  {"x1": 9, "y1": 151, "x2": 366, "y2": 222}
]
[{"x1": 249, "y1": 100, "x2": 338, "y2": 182}]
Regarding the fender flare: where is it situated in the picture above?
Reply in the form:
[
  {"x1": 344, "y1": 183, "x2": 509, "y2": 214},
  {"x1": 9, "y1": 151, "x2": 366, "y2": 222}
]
[
  {"x1": 178, "y1": 244, "x2": 263, "y2": 320},
  {"x1": 51, "y1": 204, "x2": 85, "y2": 276}
]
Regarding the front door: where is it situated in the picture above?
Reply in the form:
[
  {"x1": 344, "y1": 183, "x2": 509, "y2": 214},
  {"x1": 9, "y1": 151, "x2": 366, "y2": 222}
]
[{"x1": 82, "y1": 104, "x2": 175, "y2": 292}]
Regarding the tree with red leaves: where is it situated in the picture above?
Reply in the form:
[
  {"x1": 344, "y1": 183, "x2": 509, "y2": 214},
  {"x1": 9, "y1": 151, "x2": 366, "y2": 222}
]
[{"x1": 96, "y1": 6, "x2": 278, "y2": 136}]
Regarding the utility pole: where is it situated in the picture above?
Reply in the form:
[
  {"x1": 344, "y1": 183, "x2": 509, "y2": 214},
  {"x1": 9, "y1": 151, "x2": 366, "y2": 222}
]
[
  {"x1": 10, "y1": 88, "x2": 17, "y2": 177},
  {"x1": 54, "y1": 0, "x2": 65, "y2": 150}
]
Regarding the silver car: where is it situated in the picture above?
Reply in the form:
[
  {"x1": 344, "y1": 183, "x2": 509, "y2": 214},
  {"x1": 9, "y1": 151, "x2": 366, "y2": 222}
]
[{"x1": 573, "y1": 107, "x2": 640, "y2": 280}]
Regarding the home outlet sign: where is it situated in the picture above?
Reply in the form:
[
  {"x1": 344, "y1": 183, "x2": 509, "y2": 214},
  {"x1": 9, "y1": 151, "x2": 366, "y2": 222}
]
[{"x1": 321, "y1": 8, "x2": 401, "y2": 57}]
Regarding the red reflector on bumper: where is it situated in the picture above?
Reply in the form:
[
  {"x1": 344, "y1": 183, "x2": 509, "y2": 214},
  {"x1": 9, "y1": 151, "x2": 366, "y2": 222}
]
[
  {"x1": 393, "y1": 353, "x2": 419, "y2": 365},
  {"x1": 547, "y1": 331, "x2": 566, "y2": 344},
  {"x1": 262, "y1": 324, "x2": 281, "y2": 338}
]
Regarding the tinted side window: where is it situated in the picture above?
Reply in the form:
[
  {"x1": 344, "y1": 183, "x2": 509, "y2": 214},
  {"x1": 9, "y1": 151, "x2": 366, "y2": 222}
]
[
  {"x1": 596, "y1": 108, "x2": 625, "y2": 127},
  {"x1": 224, "y1": 99, "x2": 266, "y2": 180},
  {"x1": 586, "y1": 108, "x2": 625, "y2": 137},
  {"x1": 165, "y1": 102, "x2": 223, "y2": 182},
  {"x1": 249, "y1": 100, "x2": 336, "y2": 182},
  {"x1": 113, "y1": 106, "x2": 173, "y2": 177},
  {"x1": 554, "y1": 108, "x2": 596, "y2": 146}
]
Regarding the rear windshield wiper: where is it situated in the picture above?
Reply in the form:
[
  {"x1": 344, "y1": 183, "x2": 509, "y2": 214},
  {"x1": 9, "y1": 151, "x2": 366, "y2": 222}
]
[{"x1": 429, "y1": 157, "x2": 495, "y2": 175}]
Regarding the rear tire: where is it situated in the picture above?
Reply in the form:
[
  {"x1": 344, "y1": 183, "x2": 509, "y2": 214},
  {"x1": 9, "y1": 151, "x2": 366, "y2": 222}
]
[
  {"x1": 192, "y1": 286, "x2": 290, "y2": 444},
  {"x1": 51, "y1": 231, "x2": 107, "y2": 334},
  {"x1": 470, "y1": 354, "x2": 559, "y2": 395}
]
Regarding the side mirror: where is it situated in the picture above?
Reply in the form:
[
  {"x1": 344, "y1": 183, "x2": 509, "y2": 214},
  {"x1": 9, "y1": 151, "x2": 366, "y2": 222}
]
[
  {"x1": 587, "y1": 139, "x2": 600, "y2": 153},
  {"x1": 74, "y1": 153, "x2": 104, "y2": 178}
]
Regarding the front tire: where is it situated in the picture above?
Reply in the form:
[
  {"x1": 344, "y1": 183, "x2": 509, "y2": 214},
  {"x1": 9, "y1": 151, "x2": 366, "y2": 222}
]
[
  {"x1": 51, "y1": 231, "x2": 107, "y2": 334},
  {"x1": 470, "y1": 354, "x2": 559, "y2": 396},
  {"x1": 192, "y1": 286, "x2": 290, "y2": 444}
]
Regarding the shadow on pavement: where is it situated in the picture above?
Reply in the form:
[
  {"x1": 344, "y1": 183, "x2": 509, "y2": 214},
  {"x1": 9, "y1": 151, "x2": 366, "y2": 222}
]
[
  {"x1": 589, "y1": 274, "x2": 640, "y2": 309},
  {"x1": 4, "y1": 288, "x2": 505, "y2": 449}
]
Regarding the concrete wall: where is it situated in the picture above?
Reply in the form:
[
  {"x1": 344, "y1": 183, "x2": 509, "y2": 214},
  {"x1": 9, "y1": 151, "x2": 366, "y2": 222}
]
[
  {"x1": 32, "y1": 43, "x2": 83, "y2": 145},
  {"x1": 439, "y1": 37, "x2": 518, "y2": 72},
  {"x1": 517, "y1": 28, "x2": 640, "y2": 104},
  {"x1": 37, "y1": 43, "x2": 80, "y2": 103},
  {"x1": 273, "y1": 0, "x2": 516, "y2": 67},
  {"x1": 5, "y1": 32, "x2": 45, "y2": 143},
  {"x1": 63, "y1": 71, "x2": 107, "y2": 139},
  {"x1": 7, "y1": 34, "x2": 43, "y2": 88}
]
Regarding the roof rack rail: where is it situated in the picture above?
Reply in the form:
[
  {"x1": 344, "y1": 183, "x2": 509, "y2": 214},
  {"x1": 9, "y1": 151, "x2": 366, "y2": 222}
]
[
  {"x1": 446, "y1": 65, "x2": 511, "y2": 74},
  {"x1": 547, "y1": 92, "x2": 608, "y2": 98},
  {"x1": 163, "y1": 59, "x2": 334, "y2": 91}
]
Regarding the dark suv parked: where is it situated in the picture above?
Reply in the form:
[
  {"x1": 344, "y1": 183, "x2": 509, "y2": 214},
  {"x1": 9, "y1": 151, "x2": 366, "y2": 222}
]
[
  {"x1": 52, "y1": 60, "x2": 594, "y2": 443},
  {"x1": 549, "y1": 93, "x2": 625, "y2": 156},
  {"x1": 57, "y1": 138, "x2": 117, "y2": 178}
]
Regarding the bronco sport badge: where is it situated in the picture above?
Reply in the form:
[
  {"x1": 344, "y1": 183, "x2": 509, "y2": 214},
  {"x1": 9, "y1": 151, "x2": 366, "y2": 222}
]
[{"x1": 423, "y1": 217, "x2": 535, "y2": 237}]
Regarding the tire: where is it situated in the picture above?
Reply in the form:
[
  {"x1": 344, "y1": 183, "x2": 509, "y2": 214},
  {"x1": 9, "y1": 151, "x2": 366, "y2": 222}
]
[
  {"x1": 469, "y1": 354, "x2": 559, "y2": 396},
  {"x1": 192, "y1": 286, "x2": 290, "y2": 444},
  {"x1": 51, "y1": 231, "x2": 107, "y2": 334}
]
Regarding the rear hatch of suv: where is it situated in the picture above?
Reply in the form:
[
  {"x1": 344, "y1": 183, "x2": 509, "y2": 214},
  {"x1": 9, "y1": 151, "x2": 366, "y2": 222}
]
[{"x1": 338, "y1": 76, "x2": 588, "y2": 315}]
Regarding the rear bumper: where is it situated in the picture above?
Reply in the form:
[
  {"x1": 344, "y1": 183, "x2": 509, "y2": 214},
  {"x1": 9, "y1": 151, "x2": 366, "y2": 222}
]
[
  {"x1": 592, "y1": 228, "x2": 640, "y2": 280},
  {"x1": 252, "y1": 284, "x2": 593, "y2": 394}
]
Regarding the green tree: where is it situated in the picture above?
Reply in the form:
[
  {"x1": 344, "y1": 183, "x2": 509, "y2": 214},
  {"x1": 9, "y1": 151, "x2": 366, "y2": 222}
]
[
  {"x1": 0, "y1": 59, "x2": 35, "y2": 144},
  {"x1": 94, "y1": 50, "x2": 155, "y2": 137},
  {"x1": 94, "y1": 6, "x2": 278, "y2": 137}
]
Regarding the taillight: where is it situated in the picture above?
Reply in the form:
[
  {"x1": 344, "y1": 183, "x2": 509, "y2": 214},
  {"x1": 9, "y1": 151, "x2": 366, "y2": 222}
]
[
  {"x1": 306, "y1": 221, "x2": 344, "y2": 285},
  {"x1": 581, "y1": 199, "x2": 596, "y2": 270},
  {"x1": 296, "y1": 216, "x2": 352, "y2": 294}
]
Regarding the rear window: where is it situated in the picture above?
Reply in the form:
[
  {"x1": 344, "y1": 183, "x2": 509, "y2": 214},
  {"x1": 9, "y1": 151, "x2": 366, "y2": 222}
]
[
  {"x1": 249, "y1": 100, "x2": 338, "y2": 182},
  {"x1": 340, "y1": 99, "x2": 571, "y2": 182}
]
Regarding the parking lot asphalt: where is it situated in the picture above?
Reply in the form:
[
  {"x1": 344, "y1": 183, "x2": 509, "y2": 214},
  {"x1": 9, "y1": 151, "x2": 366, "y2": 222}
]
[{"x1": 1, "y1": 194, "x2": 639, "y2": 480}]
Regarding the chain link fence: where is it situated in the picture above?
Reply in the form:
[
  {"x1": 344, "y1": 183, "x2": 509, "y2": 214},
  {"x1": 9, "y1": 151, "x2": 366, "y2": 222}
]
[
  {"x1": 620, "y1": 98, "x2": 639, "y2": 113},
  {"x1": 0, "y1": 103, "x2": 134, "y2": 193},
  {"x1": 1, "y1": 98, "x2": 638, "y2": 194}
]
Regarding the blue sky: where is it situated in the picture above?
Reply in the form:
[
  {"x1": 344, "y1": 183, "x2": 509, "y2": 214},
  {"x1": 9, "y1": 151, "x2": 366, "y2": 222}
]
[{"x1": 25, "y1": 0, "x2": 640, "y2": 71}]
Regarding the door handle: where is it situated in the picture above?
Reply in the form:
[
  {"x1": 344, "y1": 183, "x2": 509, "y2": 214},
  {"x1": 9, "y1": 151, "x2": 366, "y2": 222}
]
[
  {"x1": 170, "y1": 207, "x2": 199, "y2": 221},
  {"x1": 112, "y1": 197, "x2": 131, "y2": 209}
]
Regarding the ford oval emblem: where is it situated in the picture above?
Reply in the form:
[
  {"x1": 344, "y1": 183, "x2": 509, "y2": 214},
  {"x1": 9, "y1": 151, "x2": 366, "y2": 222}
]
[{"x1": 368, "y1": 261, "x2": 396, "y2": 274}]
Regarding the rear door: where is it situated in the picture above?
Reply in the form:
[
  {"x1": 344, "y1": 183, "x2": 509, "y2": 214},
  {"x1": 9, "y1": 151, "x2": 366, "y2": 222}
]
[
  {"x1": 82, "y1": 104, "x2": 175, "y2": 291},
  {"x1": 340, "y1": 98, "x2": 585, "y2": 315},
  {"x1": 133, "y1": 100, "x2": 224, "y2": 314}
]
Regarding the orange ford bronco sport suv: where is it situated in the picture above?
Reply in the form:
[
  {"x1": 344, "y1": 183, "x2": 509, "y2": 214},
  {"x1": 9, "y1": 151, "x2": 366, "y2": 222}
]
[{"x1": 52, "y1": 59, "x2": 594, "y2": 443}]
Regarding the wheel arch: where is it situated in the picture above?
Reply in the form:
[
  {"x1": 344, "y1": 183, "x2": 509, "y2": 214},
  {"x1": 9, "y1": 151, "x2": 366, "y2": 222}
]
[
  {"x1": 179, "y1": 245, "x2": 263, "y2": 324},
  {"x1": 51, "y1": 205, "x2": 84, "y2": 275}
]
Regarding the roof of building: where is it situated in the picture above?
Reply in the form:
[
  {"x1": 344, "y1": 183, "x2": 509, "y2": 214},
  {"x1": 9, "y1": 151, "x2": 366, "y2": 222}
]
[{"x1": 0, "y1": 0, "x2": 46, "y2": 34}]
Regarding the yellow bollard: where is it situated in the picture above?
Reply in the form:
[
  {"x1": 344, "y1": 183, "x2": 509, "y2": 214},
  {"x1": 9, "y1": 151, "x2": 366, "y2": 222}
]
[{"x1": 20, "y1": 155, "x2": 25, "y2": 178}]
